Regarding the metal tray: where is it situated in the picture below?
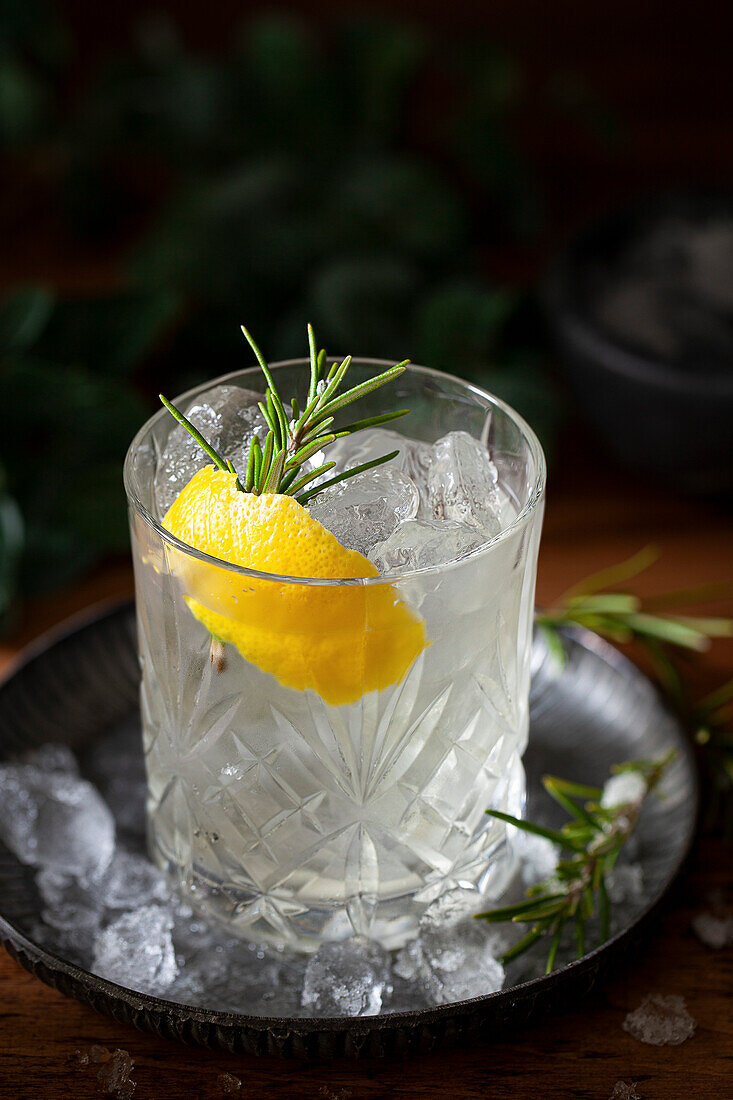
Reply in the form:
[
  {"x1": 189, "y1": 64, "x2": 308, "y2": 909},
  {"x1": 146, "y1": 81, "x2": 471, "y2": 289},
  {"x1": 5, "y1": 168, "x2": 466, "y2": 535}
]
[{"x1": 0, "y1": 602, "x2": 697, "y2": 1058}]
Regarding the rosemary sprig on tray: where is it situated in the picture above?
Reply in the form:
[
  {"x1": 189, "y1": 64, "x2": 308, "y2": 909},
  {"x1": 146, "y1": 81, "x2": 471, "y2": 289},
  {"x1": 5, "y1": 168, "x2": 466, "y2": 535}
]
[
  {"x1": 534, "y1": 547, "x2": 733, "y2": 827},
  {"x1": 535, "y1": 546, "x2": 733, "y2": 668},
  {"x1": 476, "y1": 753, "x2": 675, "y2": 973},
  {"x1": 160, "y1": 324, "x2": 409, "y2": 504}
]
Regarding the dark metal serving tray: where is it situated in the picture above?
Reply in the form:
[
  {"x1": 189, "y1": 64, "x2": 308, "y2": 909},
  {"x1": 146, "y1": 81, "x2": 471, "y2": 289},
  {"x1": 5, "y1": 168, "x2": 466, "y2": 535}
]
[{"x1": 0, "y1": 602, "x2": 697, "y2": 1059}]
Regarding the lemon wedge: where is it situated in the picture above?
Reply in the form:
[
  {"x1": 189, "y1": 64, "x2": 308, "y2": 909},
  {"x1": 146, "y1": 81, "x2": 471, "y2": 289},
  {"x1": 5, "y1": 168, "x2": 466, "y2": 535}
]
[{"x1": 162, "y1": 465, "x2": 426, "y2": 706}]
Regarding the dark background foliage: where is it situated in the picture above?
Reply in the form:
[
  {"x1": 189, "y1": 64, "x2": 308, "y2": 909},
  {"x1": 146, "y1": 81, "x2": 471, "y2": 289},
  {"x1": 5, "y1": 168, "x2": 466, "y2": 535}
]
[{"x1": 1, "y1": 0, "x2": 731, "y2": 624}]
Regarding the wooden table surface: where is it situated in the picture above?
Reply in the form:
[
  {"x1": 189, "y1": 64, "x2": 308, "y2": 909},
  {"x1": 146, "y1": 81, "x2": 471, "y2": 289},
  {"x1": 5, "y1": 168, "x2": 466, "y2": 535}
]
[{"x1": 1, "y1": 444, "x2": 731, "y2": 1100}]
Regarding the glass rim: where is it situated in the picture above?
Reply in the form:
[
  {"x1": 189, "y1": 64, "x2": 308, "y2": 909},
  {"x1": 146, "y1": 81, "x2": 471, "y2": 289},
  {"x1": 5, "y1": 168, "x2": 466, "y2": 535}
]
[{"x1": 124, "y1": 359, "x2": 547, "y2": 587}]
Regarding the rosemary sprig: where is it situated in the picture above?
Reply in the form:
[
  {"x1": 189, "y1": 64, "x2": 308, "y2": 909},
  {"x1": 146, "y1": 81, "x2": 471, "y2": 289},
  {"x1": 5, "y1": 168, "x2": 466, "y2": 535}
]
[
  {"x1": 536, "y1": 546, "x2": 733, "y2": 664},
  {"x1": 476, "y1": 753, "x2": 676, "y2": 972},
  {"x1": 535, "y1": 547, "x2": 733, "y2": 826},
  {"x1": 159, "y1": 323, "x2": 410, "y2": 503}
]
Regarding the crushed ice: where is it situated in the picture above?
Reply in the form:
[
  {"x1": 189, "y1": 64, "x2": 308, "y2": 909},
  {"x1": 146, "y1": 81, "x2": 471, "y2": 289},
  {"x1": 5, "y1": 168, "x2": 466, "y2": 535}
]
[
  {"x1": 392, "y1": 922, "x2": 504, "y2": 1005},
  {"x1": 73, "y1": 1046, "x2": 137, "y2": 1098},
  {"x1": 92, "y1": 904, "x2": 178, "y2": 995},
  {"x1": 301, "y1": 938, "x2": 390, "y2": 1016},
  {"x1": 514, "y1": 831, "x2": 560, "y2": 889},
  {"x1": 426, "y1": 431, "x2": 502, "y2": 536},
  {"x1": 622, "y1": 993, "x2": 696, "y2": 1046},
  {"x1": 1, "y1": 733, "x2": 654, "y2": 1017},
  {"x1": 609, "y1": 1084, "x2": 641, "y2": 1100},
  {"x1": 3, "y1": 737, "x2": 511, "y2": 1016},
  {"x1": 606, "y1": 863, "x2": 645, "y2": 906},
  {"x1": 691, "y1": 911, "x2": 733, "y2": 949},
  {"x1": 217, "y1": 1073, "x2": 242, "y2": 1094},
  {"x1": 97, "y1": 1049, "x2": 137, "y2": 1098},
  {"x1": 601, "y1": 771, "x2": 647, "y2": 809},
  {"x1": 691, "y1": 893, "x2": 733, "y2": 949},
  {"x1": 0, "y1": 761, "x2": 114, "y2": 880},
  {"x1": 307, "y1": 466, "x2": 418, "y2": 556}
]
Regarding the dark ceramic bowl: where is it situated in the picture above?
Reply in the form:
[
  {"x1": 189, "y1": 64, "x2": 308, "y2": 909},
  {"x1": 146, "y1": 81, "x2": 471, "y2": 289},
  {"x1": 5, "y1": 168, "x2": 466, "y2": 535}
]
[{"x1": 543, "y1": 193, "x2": 733, "y2": 497}]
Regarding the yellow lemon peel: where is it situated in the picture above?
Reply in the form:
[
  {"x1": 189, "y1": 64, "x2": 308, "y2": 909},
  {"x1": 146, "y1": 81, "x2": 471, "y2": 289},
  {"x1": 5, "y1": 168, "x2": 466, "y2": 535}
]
[{"x1": 162, "y1": 465, "x2": 426, "y2": 705}]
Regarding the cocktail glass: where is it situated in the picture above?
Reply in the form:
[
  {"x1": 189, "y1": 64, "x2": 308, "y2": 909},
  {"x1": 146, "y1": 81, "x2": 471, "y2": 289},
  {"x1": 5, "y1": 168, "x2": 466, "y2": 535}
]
[{"x1": 124, "y1": 361, "x2": 545, "y2": 950}]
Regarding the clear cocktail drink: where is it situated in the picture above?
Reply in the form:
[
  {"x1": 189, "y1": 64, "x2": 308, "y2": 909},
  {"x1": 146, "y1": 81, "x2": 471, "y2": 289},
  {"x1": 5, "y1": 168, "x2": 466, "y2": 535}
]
[{"x1": 124, "y1": 361, "x2": 545, "y2": 950}]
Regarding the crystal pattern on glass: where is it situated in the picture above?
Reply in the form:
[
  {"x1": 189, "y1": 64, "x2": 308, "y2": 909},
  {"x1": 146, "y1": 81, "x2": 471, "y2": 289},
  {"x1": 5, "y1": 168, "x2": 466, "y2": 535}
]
[
  {"x1": 135, "y1": 539, "x2": 536, "y2": 947},
  {"x1": 127, "y1": 364, "x2": 544, "y2": 949}
]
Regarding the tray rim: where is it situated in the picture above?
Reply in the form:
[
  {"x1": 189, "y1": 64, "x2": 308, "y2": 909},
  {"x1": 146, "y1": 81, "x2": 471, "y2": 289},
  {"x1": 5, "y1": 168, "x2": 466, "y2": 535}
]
[{"x1": 0, "y1": 599, "x2": 700, "y2": 1052}]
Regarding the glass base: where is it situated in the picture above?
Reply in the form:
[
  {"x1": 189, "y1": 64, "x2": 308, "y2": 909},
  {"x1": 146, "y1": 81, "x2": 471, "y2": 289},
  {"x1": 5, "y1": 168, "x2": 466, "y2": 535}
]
[{"x1": 148, "y1": 788, "x2": 522, "y2": 953}]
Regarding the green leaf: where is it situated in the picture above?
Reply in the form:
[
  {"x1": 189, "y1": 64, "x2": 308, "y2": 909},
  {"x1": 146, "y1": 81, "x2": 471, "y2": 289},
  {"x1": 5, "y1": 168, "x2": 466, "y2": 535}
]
[
  {"x1": 500, "y1": 927, "x2": 545, "y2": 962},
  {"x1": 641, "y1": 581, "x2": 733, "y2": 612},
  {"x1": 545, "y1": 917, "x2": 566, "y2": 973},
  {"x1": 566, "y1": 593, "x2": 640, "y2": 613},
  {"x1": 485, "y1": 809, "x2": 585, "y2": 851},
  {"x1": 511, "y1": 901, "x2": 567, "y2": 922},
  {"x1": 244, "y1": 438, "x2": 257, "y2": 492},
  {"x1": 300, "y1": 417, "x2": 335, "y2": 442},
  {"x1": 317, "y1": 363, "x2": 408, "y2": 418},
  {"x1": 0, "y1": 287, "x2": 54, "y2": 352},
  {"x1": 286, "y1": 461, "x2": 336, "y2": 497},
  {"x1": 263, "y1": 448, "x2": 285, "y2": 493},
  {"x1": 159, "y1": 394, "x2": 229, "y2": 473},
  {"x1": 257, "y1": 430, "x2": 275, "y2": 492},
  {"x1": 475, "y1": 895, "x2": 566, "y2": 922},
  {"x1": 536, "y1": 621, "x2": 566, "y2": 669},
  {"x1": 285, "y1": 434, "x2": 336, "y2": 470},
  {"x1": 671, "y1": 615, "x2": 733, "y2": 638},
  {"x1": 541, "y1": 776, "x2": 603, "y2": 801},
  {"x1": 250, "y1": 434, "x2": 262, "y2": 489},
  {"x1": 240, "y1": 325, "x2": 288, "y2": 425},
  {"x1": 312, "y1": 356, "x2": 352, "y2": 413},
  {"x1": 332, "y1": 409, "x2": 410, "y2": 437},
  {"x1": 560, "y1": 546, "x2": 659, "y2": 601},
  {"x1": 265, "y1": 392, "x2": 282, "y2": 449},
  {"x1": 542, "y1": 777, "x2": 599, "y2": 827},
  {"x1": 258, "y1": 400, "x2": 278, "y2": 439},
  {"x1": 307, "y1": 322, "x2": 319, "y2": 404},
  {"x1": 295, "y1": 450, "x2": 400, "y2": 505},
  {"x1": 622, "y1": 612, "x2": 710, "y2": 651}
]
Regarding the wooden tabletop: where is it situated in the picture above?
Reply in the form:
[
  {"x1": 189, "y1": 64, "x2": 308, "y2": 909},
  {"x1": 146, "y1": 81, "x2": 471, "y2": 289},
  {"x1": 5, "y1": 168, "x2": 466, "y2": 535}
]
[{"x1": 1, "y1": 440, "x2": 731, "y2": 1100}]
